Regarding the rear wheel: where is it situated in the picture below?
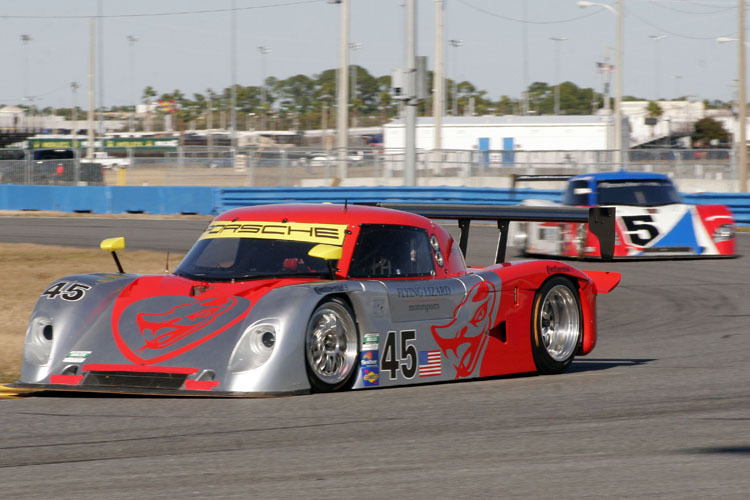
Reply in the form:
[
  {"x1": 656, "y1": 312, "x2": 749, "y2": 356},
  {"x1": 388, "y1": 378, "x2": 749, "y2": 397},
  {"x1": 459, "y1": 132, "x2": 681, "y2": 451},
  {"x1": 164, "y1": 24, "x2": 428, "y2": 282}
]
[
  {"x1": 305, "y1": 298, "x2": 359, "y2": 392},
  {"x1": 531, "y1": 277, "x2": 582, "y2": 374}
]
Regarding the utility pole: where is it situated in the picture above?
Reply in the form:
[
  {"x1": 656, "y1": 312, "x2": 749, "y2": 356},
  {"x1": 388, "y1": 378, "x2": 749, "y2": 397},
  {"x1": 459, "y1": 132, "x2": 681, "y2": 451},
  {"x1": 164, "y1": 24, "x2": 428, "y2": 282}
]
[
  {"x1": 127, "y1": 35, "x2": 138, "y2": 133},
  {"x1": 97, "y1": 0, "x2": 104, "y2": 137},
  {"x1": 71, "y1": 82, "x2": 79, "y2": 150},
  {"x1": 336, "y1": 0, "x2": 350, "y2": 181},
  {"x1": 404, "y1": 0, "x2": 417, "y2": 185},
  {"x1": 433, "y1": 0, "x2": 444, "y2": 154},
  {"x1": 230, "y1": 0, "x2": 237, "y2": 155},
  {"x1": 739, "y1": 0, "x2": 748, "y2": 192},
  {"x1": 258, "y1": 45, "x2": 271, "y2": 130},
  {"x1": 550, "y1": 36, "x2": 568, "y2": 115},
  {"x1": 87, "y1": 18, "x2": 95, "y2": 161}
]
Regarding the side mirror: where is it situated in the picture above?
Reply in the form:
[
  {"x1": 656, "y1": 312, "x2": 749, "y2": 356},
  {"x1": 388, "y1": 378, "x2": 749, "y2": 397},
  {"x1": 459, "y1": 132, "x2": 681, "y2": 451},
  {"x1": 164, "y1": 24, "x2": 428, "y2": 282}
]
[
  {"x1": 308, "y1": 244, "x2": 342, "y2": 261},
  {"x1": 308, "y1": 244, "x2": 342, "y2": 280},
  {"x1": 100, "y1": 237, "x2": 125, "y2": 273},
  {"x1": 100, "y1": 237, "x2": 125, "y2": 252}
]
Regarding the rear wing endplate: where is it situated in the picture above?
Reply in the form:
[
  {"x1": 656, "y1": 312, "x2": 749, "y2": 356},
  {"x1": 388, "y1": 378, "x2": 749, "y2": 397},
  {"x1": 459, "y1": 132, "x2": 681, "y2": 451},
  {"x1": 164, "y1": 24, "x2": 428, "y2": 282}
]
[{"x1": 378, "y1": 203, "x2": 616, "y2": 262}]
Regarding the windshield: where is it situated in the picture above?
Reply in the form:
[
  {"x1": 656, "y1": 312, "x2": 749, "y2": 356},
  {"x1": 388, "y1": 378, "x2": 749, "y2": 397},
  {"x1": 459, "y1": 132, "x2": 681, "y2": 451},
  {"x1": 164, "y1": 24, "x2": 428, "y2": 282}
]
[
  {"x1": 174, "y1": 219, "x2": 347, "y2": 281},
  {"x1": 596, "y1": 179, "x2": 682, "y2": 206}
]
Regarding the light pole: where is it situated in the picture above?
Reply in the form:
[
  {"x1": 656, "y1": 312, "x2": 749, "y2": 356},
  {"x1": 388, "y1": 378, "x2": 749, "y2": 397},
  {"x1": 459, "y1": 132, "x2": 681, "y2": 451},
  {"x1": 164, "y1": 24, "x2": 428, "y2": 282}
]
[
  {"x1": 717, "y1": 23, "x2": 748, "y2": 192},
  {"x1": 127, "y1": 35, "x2": 138, "y2": 133},
  {"x1": 649, "y1": 35, "x2": 667, "y2": 100},
  {"x1": 332, "y1": 0, "x2": 350, "y2": 181},
  {"x1": 71, "y1": 82, "x2": 79, "y2": 149},
  {"x1": 577, "y1": 1, "x2": 623, "y2": 170},
  {"x1": 448, "y1": 39, "x2": 463, "y2": 116},
  {"x1": 349, "y1": 42, "x2": 362, "y2": 128},
  {"x1": 257, "y1": 45, "x2": 271, "y2": 130},
  {"x1": 21, "y1": 34, "x2": 31, "y2": 129},
  {"x1": 549, "y1": 36, "x2": 568, "y2": 115},
  {"x1": 230, "y1": 0, "x2": 237, "y2": 154}
]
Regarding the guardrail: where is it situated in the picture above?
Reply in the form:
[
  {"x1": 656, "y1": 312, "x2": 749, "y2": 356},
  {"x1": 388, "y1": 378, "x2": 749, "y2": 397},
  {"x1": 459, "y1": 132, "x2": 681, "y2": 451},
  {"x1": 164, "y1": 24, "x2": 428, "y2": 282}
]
[{"x1": 0, "y1": 185, "x2": 748, "y2": 225}]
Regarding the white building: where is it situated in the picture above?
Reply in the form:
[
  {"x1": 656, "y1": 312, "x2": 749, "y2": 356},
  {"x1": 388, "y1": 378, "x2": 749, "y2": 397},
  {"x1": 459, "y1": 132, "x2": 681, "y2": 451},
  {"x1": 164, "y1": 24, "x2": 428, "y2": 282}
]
[
  {"x1": 383, "y1": 100, "x2": 707, "y2": 154},
  {"x1": 384, "y1": 115, "x2": 618, "y2": 152}
]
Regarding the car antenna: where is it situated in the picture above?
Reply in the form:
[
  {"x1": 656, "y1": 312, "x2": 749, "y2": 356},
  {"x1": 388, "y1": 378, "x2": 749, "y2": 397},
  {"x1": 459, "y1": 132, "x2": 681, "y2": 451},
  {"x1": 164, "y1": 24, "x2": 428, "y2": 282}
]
[
  {"x1": 344, "y1": 199, "x2": 348, "y2": 211},
  {"x1": 165, "y1": 252, "x2": 170, "y2": 273}
]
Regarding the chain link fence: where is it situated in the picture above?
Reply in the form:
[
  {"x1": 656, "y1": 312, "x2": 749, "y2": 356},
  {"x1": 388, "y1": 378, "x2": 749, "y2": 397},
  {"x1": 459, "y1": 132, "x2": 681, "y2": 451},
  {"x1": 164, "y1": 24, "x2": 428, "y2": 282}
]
[{"x1": 0, "y1": 146, "x2": 736, "y2": 188}]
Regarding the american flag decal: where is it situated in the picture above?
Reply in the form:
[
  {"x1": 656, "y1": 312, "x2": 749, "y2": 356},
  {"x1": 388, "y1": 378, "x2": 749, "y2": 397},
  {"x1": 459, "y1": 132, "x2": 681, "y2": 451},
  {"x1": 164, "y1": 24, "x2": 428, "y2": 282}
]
[{"x1": 419, "y1": 350, "x2": 442, "y2": 377}]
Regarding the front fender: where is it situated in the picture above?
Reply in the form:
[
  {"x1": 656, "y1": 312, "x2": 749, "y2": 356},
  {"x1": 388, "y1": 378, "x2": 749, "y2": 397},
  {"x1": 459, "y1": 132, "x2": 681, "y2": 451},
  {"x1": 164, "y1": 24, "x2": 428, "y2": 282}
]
[{"x1": 19, "y1": 273, "x2": 139, "y2": 383}]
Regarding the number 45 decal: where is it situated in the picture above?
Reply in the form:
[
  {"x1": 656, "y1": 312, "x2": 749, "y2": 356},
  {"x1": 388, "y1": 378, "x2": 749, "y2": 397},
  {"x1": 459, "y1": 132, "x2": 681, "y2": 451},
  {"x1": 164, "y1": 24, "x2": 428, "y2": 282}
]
[
  {"x1": 382, "y1": 330, "x2": 417, "y2": 380},
  {"x1": 621, "y1": 215, "x2": 660, "y2": 246},
  {"x1": 42, "y1": 282, "x2": 92, "y2": 301}
]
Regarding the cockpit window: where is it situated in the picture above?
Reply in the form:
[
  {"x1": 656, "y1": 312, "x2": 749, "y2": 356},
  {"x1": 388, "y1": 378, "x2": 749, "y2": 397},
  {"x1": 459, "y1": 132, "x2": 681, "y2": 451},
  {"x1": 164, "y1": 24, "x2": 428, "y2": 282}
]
[
  {"x1": 562, "y1": 180, "x2": 592, "y2": 205},
  {"x1": 174, "y1": 220, "x2": 347, "y2": 281},
  {"x1": 349, "y1": 225, "x2": 435, "y2": 278},
  {"x1": 596, "y1": 179, "x2": 682, "y2": 206}
]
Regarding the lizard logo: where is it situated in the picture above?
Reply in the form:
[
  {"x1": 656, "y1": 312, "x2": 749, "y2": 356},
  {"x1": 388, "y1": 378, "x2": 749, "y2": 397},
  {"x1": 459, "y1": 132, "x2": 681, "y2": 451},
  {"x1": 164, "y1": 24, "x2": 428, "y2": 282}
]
[
  {"x1": 113, "y1": 295, "x2": 250, "y2": 364},
  {"x1": 431, "y1": 281, "x2": 496, "y2": 379}
]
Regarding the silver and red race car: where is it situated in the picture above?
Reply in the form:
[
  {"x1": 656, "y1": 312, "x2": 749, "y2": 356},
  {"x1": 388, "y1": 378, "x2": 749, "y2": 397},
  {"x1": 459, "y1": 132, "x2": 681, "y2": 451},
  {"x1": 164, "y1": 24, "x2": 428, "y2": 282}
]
[
  {"x1": 14, "y1": 203, "x2": 620, "y2": 396},
  {"x1": 518, "y1": 171, "x2": 736, "y2": 259}
]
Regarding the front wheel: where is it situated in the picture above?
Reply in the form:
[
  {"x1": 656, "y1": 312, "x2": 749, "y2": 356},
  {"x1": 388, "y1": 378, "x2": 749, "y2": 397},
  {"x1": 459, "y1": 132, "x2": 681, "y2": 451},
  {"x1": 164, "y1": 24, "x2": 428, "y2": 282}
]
[
  {"x1": 305, "y1": 298, "x2": 359, "y2": 392},
  {"x1": 531, "y1": 277, "x2": 582, "y2": 374}
]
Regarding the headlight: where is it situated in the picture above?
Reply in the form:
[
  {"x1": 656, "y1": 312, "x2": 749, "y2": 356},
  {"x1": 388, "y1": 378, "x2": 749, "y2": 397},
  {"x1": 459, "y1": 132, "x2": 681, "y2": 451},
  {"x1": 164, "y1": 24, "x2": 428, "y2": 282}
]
[
  {"x1": 23, "y1": 317, "x2": 54, "y2": 366},
  {"x1": 713, "y1": 224, "x2": 735, "y2": 242},
  {"x1": 228, "y1": 320, "x2": 279, "y2": 372}
]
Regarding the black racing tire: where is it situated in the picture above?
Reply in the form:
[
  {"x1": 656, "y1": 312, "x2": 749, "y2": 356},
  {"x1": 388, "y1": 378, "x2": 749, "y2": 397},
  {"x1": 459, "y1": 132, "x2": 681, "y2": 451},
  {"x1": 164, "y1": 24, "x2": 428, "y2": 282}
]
[
  {"x1": 531, "y1": 276, "x2": 582, "y2": 375},
  {"x1": 305, "y1": 297, "x2": 360, "y2": 392}
]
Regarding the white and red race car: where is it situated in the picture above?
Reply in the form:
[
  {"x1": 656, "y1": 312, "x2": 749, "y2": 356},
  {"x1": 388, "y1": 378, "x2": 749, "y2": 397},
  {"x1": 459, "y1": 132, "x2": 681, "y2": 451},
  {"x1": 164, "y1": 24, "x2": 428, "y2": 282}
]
[{"x1": 519, "y1": 171, "x2": 735, "y2": 259}]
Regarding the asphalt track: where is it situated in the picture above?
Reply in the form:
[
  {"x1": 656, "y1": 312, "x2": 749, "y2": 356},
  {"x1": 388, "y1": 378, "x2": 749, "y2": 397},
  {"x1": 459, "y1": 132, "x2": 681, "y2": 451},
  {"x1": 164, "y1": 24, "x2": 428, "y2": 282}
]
[{"x1": 0, "y1": 217, "x2": 748, "y2": 499}]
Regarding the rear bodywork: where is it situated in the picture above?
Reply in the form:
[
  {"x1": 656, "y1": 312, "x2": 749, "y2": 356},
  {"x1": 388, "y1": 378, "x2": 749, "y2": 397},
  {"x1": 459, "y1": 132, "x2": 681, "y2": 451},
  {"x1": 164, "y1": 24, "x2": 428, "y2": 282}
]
[{"x1": 14, "y1": 203, "x2": 619, "y2": 396}]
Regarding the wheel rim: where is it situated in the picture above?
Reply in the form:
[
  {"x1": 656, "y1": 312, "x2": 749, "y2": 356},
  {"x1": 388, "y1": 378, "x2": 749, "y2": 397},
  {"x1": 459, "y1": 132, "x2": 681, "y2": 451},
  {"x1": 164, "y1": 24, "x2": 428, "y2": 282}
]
[
  {"x1": 539, "y1": 284, "x2": 580, "y2": 362},
  {"x1": 306, "y1": 302, "x2": 358, "y2": 386}
]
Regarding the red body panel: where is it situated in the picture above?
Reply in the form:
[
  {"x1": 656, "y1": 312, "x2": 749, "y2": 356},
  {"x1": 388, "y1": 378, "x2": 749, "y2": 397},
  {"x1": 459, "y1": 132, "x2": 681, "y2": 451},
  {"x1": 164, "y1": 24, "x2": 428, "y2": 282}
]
[
  {"x1": 695, "y1": 204, "x2": 736, "y2": 255},
  {"x1": 476, "y1": 260, "x2": 606, "y2": 376}
]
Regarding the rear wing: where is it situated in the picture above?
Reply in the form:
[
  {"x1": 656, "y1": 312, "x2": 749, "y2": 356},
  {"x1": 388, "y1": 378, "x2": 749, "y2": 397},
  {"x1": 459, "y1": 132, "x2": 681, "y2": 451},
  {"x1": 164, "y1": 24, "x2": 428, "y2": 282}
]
[
  {"x1": 510, "y1": 174, "x2": 574, "y2": 189},
  {"x1": 378, "y1": 203, "x2": 616, "y2": 262}
]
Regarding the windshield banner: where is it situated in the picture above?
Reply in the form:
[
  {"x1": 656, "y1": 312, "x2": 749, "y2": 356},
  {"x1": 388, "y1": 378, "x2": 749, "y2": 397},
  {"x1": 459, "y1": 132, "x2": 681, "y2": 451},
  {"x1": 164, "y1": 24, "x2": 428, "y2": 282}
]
[{"x1": 200, "y1": 221, "x2": 348, "y2": 245}]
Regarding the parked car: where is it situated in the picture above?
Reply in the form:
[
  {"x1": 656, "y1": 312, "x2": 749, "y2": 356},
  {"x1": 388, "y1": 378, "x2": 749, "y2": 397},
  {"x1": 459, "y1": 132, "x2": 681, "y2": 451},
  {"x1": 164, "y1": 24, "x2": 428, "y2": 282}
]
[{"x1": 81, "y1": 151, "x2": 130, "y2": 169}]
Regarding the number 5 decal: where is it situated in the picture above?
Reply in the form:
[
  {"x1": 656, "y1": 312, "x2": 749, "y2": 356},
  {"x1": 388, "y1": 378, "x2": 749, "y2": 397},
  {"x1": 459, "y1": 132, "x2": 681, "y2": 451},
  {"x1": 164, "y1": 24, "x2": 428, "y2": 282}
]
[{"x1": 621, "y1": 215, "x2": 659, "y2": 246}]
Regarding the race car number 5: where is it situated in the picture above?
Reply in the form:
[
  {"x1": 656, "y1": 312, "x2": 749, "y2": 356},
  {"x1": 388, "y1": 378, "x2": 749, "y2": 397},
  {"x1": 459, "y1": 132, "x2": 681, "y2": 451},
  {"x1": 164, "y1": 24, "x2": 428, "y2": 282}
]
[
  {"x1": 621, "y1": 215, "x2": 659, "y2": 246},
  {"x1": 42, "y1": 282, "x2": 92, "y2": 301}
]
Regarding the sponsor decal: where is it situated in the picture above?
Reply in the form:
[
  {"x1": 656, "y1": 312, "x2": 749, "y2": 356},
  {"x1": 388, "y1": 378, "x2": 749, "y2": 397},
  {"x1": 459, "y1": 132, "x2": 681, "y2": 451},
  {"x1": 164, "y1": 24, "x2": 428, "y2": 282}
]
[
  {"x1": 419, "y1": 350, "x2": 442, "y2": 377},
  {"x1": 395, "y1": 285, "x2": 451, "y2": 299},
  {"x1": 431, "y1": 281, "x2": 496, "y2": 379},
  {"x1": 408, "y1": 303, "x2": 440, "y2": 312},
  {"x1": 200, "y1": 220, "x2": 347, "y2": 245},
  {"x1": 362, "y1": 368, "x2": 379, "y2": 386},
  {"x1": 314, "y1": 283, "x2": 349, "y2": 295},
  {"x1": 63, "y1": 350, "x2": 92, "y2": 363},
  {"x1": 112, "y1": 294, "x2": 251, "y2": 365},
  {"x1": 362, "y1": 333, "x2": 379, "y2": 351},
  {"x1": 361, "y1": 350, "x2": 379, "y2": 368}
]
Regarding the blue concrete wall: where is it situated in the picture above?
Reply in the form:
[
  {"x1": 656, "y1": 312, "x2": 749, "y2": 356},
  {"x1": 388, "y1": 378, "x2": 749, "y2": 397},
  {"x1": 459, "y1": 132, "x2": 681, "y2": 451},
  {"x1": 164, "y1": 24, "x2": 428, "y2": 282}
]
[{"x1": 0, "y1": 184, "x2": 748, "y2": 225}]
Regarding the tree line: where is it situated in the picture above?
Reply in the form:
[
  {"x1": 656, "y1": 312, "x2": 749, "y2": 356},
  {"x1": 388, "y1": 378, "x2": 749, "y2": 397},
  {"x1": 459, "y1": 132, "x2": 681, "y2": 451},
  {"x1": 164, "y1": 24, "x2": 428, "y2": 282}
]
[{"x1": 38, "y1": 66, "x2": 730, "y2": 133}]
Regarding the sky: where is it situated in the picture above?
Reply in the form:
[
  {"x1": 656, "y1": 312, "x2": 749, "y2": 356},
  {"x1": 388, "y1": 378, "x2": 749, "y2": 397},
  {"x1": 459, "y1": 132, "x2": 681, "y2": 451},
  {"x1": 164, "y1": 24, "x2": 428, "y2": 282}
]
[{"x1": 0, "y1": 0, "x2": 746, "y2": 110}]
